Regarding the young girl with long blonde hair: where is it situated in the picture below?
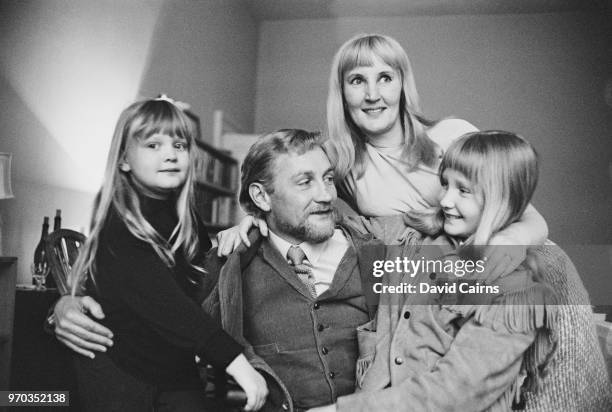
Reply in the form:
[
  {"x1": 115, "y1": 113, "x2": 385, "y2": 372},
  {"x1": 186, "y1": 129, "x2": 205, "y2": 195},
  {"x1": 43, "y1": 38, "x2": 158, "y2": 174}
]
[{"x1": 69, "y1": 97, "x2": 267, "y2": 411}]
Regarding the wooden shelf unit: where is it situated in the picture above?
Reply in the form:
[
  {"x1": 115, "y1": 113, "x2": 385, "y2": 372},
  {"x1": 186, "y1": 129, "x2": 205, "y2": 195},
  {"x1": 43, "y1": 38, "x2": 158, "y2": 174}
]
[{"x1": 193, "y1": 139, "x2": 239, "y2": 235}]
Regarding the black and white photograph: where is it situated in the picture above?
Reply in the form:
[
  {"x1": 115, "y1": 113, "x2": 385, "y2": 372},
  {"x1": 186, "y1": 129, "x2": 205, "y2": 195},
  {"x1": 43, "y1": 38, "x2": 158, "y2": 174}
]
[{"x1": 0, "y1": 0, "x2": 611, "y2": 411}]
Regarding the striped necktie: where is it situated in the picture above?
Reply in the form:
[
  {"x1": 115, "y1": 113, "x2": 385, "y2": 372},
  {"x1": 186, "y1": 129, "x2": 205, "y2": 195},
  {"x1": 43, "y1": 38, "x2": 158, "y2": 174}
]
[{"x1": 287, "y1": 245, "x2": 317, "y2": 298}]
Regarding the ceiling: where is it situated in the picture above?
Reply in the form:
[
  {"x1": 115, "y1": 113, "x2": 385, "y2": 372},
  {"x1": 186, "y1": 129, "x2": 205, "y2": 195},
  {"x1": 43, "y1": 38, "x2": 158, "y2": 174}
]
[{"x1": 245, "y1": 0, "x2": 609, "y2": 21}]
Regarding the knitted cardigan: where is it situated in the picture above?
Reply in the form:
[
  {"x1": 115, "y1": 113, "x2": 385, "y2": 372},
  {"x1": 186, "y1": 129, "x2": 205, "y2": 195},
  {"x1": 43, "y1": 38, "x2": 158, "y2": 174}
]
[{"x1": 522, "y1": 242, "x2": 611, "y2": 411}]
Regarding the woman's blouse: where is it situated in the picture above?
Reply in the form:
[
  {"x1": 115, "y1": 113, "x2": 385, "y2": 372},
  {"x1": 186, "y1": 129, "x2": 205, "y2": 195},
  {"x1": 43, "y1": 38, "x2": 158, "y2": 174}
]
[
  {"x1": 340, "y1": 118, "x2": 478, "y2": 217},
  {"x1": 89, "y1": 195, "x2": 242, "y2": 389}
]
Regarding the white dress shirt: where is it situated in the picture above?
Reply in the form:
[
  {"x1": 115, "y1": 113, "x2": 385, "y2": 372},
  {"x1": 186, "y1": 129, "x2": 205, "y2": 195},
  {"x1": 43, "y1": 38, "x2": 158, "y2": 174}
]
[{"x1": 268, "y1": 229, "x2": 349, "y2": 296}]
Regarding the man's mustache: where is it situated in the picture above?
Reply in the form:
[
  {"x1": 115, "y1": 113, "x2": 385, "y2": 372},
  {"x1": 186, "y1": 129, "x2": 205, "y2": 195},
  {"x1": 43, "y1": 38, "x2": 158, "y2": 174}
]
[
  {"x1": 307, "y1": 203, "x2": 334, "y2": 214},
  {"x1": 308, "y1": 207, "x2": 333, "y2": 214},
  {"x1": 307, "y1": 205, "x2": 341, "y2": 223}
]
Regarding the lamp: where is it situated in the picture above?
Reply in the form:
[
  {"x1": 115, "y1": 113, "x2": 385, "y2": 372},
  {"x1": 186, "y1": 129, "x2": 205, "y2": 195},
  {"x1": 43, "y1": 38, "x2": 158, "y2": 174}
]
[{"x1": 0, "y1": 153, "x2": 15, "y2": 256}]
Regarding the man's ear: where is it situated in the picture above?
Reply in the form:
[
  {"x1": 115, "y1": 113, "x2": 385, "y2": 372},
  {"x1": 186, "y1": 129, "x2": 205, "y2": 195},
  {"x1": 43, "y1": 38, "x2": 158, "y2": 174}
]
[{"x1": 249, "y1": 183, "x2": 271, "y2": 213}]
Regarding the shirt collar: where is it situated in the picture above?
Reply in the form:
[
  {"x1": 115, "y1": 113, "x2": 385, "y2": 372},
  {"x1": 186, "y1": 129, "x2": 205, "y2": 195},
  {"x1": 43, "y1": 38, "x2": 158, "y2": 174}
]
[{"x1": 268, "y1": 229, "x2": 329, "y2": 265}]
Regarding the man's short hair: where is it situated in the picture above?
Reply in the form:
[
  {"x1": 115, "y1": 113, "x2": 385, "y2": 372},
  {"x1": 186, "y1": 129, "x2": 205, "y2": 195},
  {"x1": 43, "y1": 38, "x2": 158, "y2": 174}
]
[{"x1": 239, "y1": 129, "x2": 328, "y2": 216}]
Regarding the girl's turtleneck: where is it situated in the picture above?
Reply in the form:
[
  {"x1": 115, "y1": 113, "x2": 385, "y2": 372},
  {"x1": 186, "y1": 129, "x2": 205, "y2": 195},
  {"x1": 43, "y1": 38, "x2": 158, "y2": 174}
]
[{"x1": 89, "y1": 194, "x2": 242, "y2": 389}]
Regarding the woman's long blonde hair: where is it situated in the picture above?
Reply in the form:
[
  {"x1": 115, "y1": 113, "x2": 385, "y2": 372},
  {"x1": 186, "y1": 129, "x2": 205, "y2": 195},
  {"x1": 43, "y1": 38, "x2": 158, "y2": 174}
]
[
  {"x1": 327, "y1": 33, "x2": 438, "y2": 181},
  {"x1": 405, "y1": 130, "x2": 539, "y2": 246},
  {"x1": 69, "y1": 98, "x2": 204, "y2": 294}
]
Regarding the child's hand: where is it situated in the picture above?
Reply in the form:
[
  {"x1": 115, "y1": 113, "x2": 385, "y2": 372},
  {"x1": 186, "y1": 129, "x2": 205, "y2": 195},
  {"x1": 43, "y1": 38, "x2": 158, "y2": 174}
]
[
  {"x1": 225, "y1": 354, "x2": 268, "y2": 411},
  {"x1": 482, "y1": 234, "x2": 527, "y2": 282},
  {"x1": 216, "y1": 216, "x2": 268, "y2": 257}
]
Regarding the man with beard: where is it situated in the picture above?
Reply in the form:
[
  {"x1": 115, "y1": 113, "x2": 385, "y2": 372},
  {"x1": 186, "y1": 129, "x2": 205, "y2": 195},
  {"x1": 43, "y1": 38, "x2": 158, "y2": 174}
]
[{"x1": 52, "y1": 129, "x2": 387, "y2": 411}]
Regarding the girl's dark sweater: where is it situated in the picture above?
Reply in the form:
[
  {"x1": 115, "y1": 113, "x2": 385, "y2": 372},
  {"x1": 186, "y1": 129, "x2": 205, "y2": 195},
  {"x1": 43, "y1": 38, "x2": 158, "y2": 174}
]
[{"x1": 89, "y1": 195, "x2": 242, "y2": 389}]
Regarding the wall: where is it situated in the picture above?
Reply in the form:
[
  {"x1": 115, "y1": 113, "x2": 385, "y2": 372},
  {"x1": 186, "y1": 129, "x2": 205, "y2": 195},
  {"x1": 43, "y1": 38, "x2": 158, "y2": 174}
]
[
  {"x1": 0, "y1": 0, "x2": 258, "y2": 284},
  {"x1": 255, "y1": 12, "x2": 612, "y2": 302},
  {"x1": 139, "y1": 1, "x2": 258, "y2": 138}
]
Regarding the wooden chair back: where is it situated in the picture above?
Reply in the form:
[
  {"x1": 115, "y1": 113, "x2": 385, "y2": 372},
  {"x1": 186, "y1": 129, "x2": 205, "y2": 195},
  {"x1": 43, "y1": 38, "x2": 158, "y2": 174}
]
[{"x1": 45, "y1": 229, "x2": 86, "y2": 295}]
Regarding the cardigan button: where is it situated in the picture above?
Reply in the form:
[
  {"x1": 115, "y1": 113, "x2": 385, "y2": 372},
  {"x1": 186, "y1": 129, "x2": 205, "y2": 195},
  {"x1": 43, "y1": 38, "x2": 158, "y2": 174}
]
[
  {"x1": 321, "y1": 347, "x2": 329, "y2": 355},
  {"x1": 429, "y1": 272, "x2": 437, "y2": 280},
  {"x1": 317, "y1": 324, "x2": 325, "y2": 332},
  {"x1": 395, "y1": 357, "x2": 404, "y2": 365},
  {"x1": 281, "y1": 402, "x2": 289, "y2": 410},
  {"x1": 403, "y1": 311, "x2": 411, "y2": 319},
  {"x1": 313, "y1": 302, "x2": 320, "y2": 310},
  {"x1": 329, "y1": 371, "x2": 336, "y2": 379}
]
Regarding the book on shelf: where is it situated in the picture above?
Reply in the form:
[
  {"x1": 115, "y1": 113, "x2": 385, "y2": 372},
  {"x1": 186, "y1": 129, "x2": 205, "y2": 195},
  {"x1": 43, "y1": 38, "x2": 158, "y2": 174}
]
[
  {"x1": 206, "y1": 157, "x2": 217, "y2": 184},
  {"x1": 215, "y1": 197, "x2": 233, "y2": 226},
  {"x1": 198, "y1": 193, "x2": 214, "y2": 224},
  {"x1": 221, "y1": 161, "x2": 236, "y2": 189},
  {"x1": 214, "y1": 159, "x2": 223, "y2": 186}
]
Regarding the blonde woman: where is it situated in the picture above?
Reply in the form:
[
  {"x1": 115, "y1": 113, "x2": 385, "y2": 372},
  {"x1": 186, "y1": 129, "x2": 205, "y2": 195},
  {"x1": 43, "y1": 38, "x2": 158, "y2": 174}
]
[{"x1": 325, "y1": 33, "x2": 547, "y2": 249}]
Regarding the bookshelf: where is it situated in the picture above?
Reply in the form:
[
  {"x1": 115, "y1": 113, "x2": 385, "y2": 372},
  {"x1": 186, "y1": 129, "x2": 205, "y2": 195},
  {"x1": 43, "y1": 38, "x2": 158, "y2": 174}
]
[
  {"x1": 183, "y1": 107, "x2": 241, "y2": 235},
  {"x1": 193, "y1": 138, "x2": 239, "y2": 234}
]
